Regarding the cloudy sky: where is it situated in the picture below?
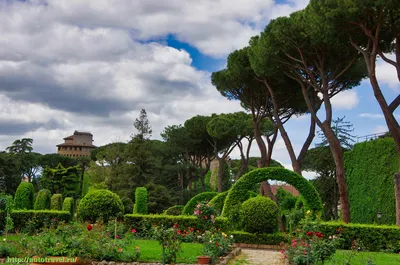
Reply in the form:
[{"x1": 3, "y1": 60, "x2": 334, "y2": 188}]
[{"x1": 0, "y1": 0, "x2": 399, "y2": 178}]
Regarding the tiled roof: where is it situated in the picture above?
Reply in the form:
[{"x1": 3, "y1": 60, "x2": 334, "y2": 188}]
[{"x1": 270, "y1": 184, "x2": 300, "y2": 196}]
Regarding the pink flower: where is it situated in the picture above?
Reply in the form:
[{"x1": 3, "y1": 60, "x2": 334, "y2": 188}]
[
  {"x1": 116, "y1": 235, "x2": 120, "y2": 239},
  {"x1": 131, "y1": 229, "x2": 137, "y2": 233},
  {"x1": 210, "y1": 215, "x2": 214, "y2": 219}
]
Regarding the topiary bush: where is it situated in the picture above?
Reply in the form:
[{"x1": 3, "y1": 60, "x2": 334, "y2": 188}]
[
  {"x1": 222, "y1": 167, "x2": 322, "y2": 225},
  {"x1": 81, "y1": 173, "x2": 90, "y2": 197},
  {"x1": 14, "y1": 182, "x2": 34, "y2": 210},
  {"x1": 121, "y1": 196, "x2": 134, "y2": 214},
  {"x1": 62, "y1": 197, "x2": 74, "y2": 216},
  {"x1": 164, "y1": 205, "x2": 184, "y2": 216},
  {"x1": 78, "y1": 189, "x2": 124, "y2": 223},
  {"x1": 182, "y1": 192, "x2": 218, "y2": 215},
  {"x1": 133, "y1": 187, "x2": 148, "y2": 214},
  {"x1": 209, "y1": 192, "x2": 228, "y2": 215},
  {"x1": 51, "y1": 194, "x2": 63, "y2": 211},
  {"x1": 240, "y1": 196, "x2": 278, "y2": 233},
  {"x1": 34, "y1": 189, "x2": 51, "y2": 210}
]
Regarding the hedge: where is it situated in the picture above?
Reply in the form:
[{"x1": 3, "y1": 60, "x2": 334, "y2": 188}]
[
  {"x1": 164, "y1": 205, "x2": 185, "y2": 216},
  {"x1": 318, "y1": 222, "x2": 400, "y2": 252},
  {"x1": 14, "y1": 182, "x2": 34, "y2": 210},
  {"x1": 78, "y1": 189, "x2": 124, "y2": 223},
  {"x1": 51, "y1": 194, "x2": 63, "y2": 210},
  {"x1": 344, "y1": 137, "x2": 398, "y2": 224},
  {"x1": 182, "y1": 191, "x2": 218, "y2": 215},
  {"x1": 231, "y1": 231, "x2": 289, "y2": 245},
  {"x1": 209, "y1": 191, "x2": 228, "y2": 215},
  {"x1": 133, "y1": 187, "x2": 148, "y2": 214},
  {"x1": 241, "y1": 196, "x2": 278, "y2": 234},
  {"x1": 81, "y1": 173, "x2": 90, "y2": 197},
  {"x1": 124, "y1": 214, "x2": 231, "y2": 233},
  {"x1": 34, "y1": 189, "x2": 51, "y2": 210},
  {"x1": 222, "y1": 168, "x2": 322, "y2": 224},
  {"x1": 10, "y1": 210, "x2": 71, "y2": 232},
  {"x1": 62, "y1": 197, "x2": 74, "y2": 216}
]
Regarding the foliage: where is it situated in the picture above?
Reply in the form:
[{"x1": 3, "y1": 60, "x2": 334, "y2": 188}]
[
  {"x1": 316, "y1": 116, "x2": 356, "y2": 149},
  {"x1": 231, "y1": 231, "x2": 289, "y2": 245},
  {"x1": 241, "y1": 196, "x2": 278, "y2": 234},
  {"x1": 14, "y1": 182, "x2": 34, "y2": 210},
  {"x1": 81, "y1": 173, "x2": 90, "y2": 197},
  {"x1": 121, "y1": 196, "x2": 134, "y2": 215},
  {"x1": 133, "y1": 187, "x2": 148, "y2": 214},
  {"x1": 39, "y1": 154, "x2": 78, "y2": 169},
  {"x1": 78, "y1": 189, "x2": 124, "y2": 223},
  {"x1": 194, "y1": 202, "x2": 217, "y2": 231},
  {"x1": 182, "y1": 192, "x2": 218, "y2": 215},
  {"x1": 40, "y1": 164, "x2": 81, "y2": 199},
  {"x1": 164, "y1": 205, "x2": 184, "y2": 216},
  {"x1": 62, "y1": 197, "x2": 74, "y2": 216},
  {"x1": 202, "y1": 229, "x2": 233, "y2": 263},
  {"x1": 145, "y1": 182, "x2": 176, "y2": 214},
  {"x1": 10, "y1": 210, "x2": 71, "y2": 233},
  {"x1": 51, "y1": 194, "x2": 63, "y2": 211},
  {"x1": 209, "y1": 191, "x2": 228, "y2": 215},
  {"x1": 151, "y1": 224, "x2": 182, "y2": 264},
  {"x1": 34, "y1": 189, "x2": 51, "y2": 210},
  {"x1": 4, "y1": 194, "x2": 14, "y2": 236},
  {"x1": 222, "y1": 168, "x2": 322, "y2": 227},
  {"x1": 0, "y1": 152, "x2": 21, "y2": 195},
  {"x1": 345, "y1": 137, "x2": 398, "y2": 224},
  {"x1": 276, "y1": 187, "x2": 297, "y2": 212},
  {"x1": 133, "y1": 109, "x2": 152, "y2": 141}
]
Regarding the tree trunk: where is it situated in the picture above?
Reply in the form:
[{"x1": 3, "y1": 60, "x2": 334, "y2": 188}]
[
  {"x1": 253, "y1": 120, "x2": 268, "y2": 166},
  {"x1": 266, "y1": 127, "x2": 278, "y2": 167}
]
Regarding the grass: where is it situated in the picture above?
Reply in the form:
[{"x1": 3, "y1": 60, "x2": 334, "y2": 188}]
[
  {"x1": 317, "y1": 250, "x2": 400, "y2": 265},
  {"x1": 227, "y1": 253, "x2": 250, "y2": 265}
]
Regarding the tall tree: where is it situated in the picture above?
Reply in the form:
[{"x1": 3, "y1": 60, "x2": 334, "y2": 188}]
[
  {"x1": 316, "y1": 116, "x2": 356, "y2": 149},
  {"x1": 310, "y1": 0, "x2": 400, "y2": 226},
  {"x1": 133, "y1": 109, "x2": 153, "y2": 141}
]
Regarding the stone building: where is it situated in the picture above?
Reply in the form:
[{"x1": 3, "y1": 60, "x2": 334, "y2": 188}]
[{"x1": 56, "y1": 131, "x2": 96, "y2": 158}]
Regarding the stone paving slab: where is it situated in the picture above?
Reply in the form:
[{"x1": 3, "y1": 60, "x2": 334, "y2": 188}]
[{"x1": 240, "y1": 249, "x2": 284, "y2": 265}]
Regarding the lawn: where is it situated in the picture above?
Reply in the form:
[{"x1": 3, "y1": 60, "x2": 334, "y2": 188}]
[{"x1": 319, "y1": 250, "x2": 400, "y2": 265}]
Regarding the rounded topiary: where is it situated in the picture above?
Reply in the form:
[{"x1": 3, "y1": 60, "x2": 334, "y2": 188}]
[
  {"x1": 78, "y1": 189, "x2": 124, "y2": 223},
  {"x1": 51, "y1": 194, "x2": 63, "y2": 210},
  {"x1": 121, "y1": 196, "x2": 134, "y2": 214},
  {"x1": 240, "y1": 195, "x2": 279, "y2": 234},
  {"x1": 14, "y1": 182, "x2": 34, "y2": 210},
  {"x1": 133, "y1": 187, "x2": 148, "y2": 214},
  {"x1": 209, "y1": 192, "x2": 228, "y2": 215},
  {"x1": 62, "y1": 197, "x2": 74, "y2": 216},
  {"x1": 164, "y1": 205, "x2": 184, "y2": 216},
  {"x1": 182, "y1": 192, "x2": 218, "y2": 215},
  {"x1": 34, "y1": 189, "x2": 51, "y2": 210}
]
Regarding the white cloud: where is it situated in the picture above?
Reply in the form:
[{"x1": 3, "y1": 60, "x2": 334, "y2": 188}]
[
  {"x1": 331, "y1": 90, "x2": 359, "y2": 110},
  {"x1": 372, "y1": 125, "x2": 388, "y2": 134},
  {"x1": 359, "y1": 113, "x2": 384, "y2": 119},
  {"x1": 376, "y1": 54, "x2": 400, "y2": 92}
]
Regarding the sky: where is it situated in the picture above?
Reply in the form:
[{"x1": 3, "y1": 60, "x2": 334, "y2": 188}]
[{"x1": 0, "y1": 0, "x2": 399, "y2": 179}]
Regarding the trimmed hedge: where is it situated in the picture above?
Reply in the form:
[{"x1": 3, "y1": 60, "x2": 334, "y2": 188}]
[
  {"x1": 345, "y1": 137, "x2": 398, "y2": 224},
  {"x1": 133, "y1": 187, "x2": 148, "y2": 214},
  {"x1": 182, "y1": 191, "x2": 218, "y2": 215},
  {"x1": 231, "y1": 231, "x2": 289, "y2": 245},
  {"x1": 241, "y1": 196, "x2": 278, "y2": 233},
  {"x1": 34, "y1": 189, "x2": 51, "y2": 210},
  {"x1": 318, "y1": 222, "x2": 400, "y2": 252},
  {"x1": 62, "y1": 197, "x2": 74, "y2": 216},
  {"x1": 51, "y1": 194, "x2": 63, "y2": 210},
  {"x1": 222, "y1": 168, "x2": 322, "y2": 224},
  {"x1": 78, "y1": 189, "x2": 124, "y2": 223},
  {"x1": 164, "y1": 205, "x2": 184, "y2": 216},
  {"x1": 124, "y1": 214, "x2": 231, "y2": 232},
  {"x1": 82, "y1": 173, "x2": 90, "y2": 197},
  {"x1": 11, "y1": 210, "x2": 71, "y2": 232},
  {"x1": 209, "y1": 191, "x2": 228, "y2": 215},
  {"x1": 14, "y1": 182, "x2": 34, "y2": 210}
]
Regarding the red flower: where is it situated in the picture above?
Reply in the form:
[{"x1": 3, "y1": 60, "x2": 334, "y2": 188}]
[
  {"x1": 215, "y1": 242, "x2": 219, "y2": 246},
  {"x1": 87, "y1": 224, "x2": 93, "y2": 231},
  {"x1": 177, "y1": 230, "x2": 182, "y2": 235},
  {"x1": 315, "y1": 232, "x2": 323, "y2": 238},
  {"x1": 306, "y1": 231, "x2": 313, "y2": 236},
  {"x1": 190, "y1": 227, "x2": 194, "y2": 231},
  {"x1": 131, "y1": 229, "x2": 137, "y2": 233},
  {"x1": 173, "y1": 223, "x2": 179, "y2": 228},
  {"x1": 116, "y1": 235, "x2": 120, "y2": 239}
]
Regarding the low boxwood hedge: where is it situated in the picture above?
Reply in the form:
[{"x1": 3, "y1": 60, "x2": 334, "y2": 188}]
[
  {"x1": 163, "y1": 205, "x2": 184, "y2": 216},
  {"x1": 231, "y1": 231, "x2": 289, "y2": 245},
  {"x1": 11, "y1": 210, "x2": 71, "y2": 232}
]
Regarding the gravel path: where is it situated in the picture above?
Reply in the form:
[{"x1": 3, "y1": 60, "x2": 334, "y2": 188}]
[{"x1": 240, "y1": 249, "x2": 285, "y2": 265}]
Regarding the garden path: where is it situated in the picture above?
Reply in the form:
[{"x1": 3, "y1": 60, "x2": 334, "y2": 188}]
[{"x1": 240, "y1": 249, "x2": 284, "y2": 265}]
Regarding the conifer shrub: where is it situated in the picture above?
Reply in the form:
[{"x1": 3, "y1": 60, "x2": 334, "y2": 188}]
[
  {"x1": 34, "y1": 189, "x2": 51, "y2": 210},
  {"x1": 14, "y1": 182, "x2": 34, "y2": 210},
  {"x1": 133, "y1": 187, "x2": 148, "y2": 214},
  {"x1": 62, "y1": 197, "x2": 74, "y2": 216},
  {"x1": 51, "y1": 194, "x2": 63, "y2": 210}
]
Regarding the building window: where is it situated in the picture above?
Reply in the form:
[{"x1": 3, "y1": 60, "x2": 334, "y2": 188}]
[{"x1": 79, "y1": 147, "x2": 82, "y2": 151}]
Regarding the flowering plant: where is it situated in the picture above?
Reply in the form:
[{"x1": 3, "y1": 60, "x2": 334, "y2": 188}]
[
  {"x1": 194, "y1": 201, "x2": 217, "y2": 230},
  {"x1": 152, "y1": 224, "x2": 182, "y2": 265},
  {"x1": 202, "y1": 229, "x2": 234, "y2": 263}
]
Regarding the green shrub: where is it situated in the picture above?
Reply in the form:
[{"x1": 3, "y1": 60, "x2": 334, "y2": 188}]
[
  {"x1": 345, "y1": 137, "x2": 398, "y2": 224},
  {"x1": 51, "y1": 194, "x2": 63, "y2": 210},
  {"x1": 82, "y1": 173, "x2": 90, "y2": 197},
  {"x1": 133, "y1": 187, "x2": 148, "y2": 214},
  {"x1": 34, "y1": 189, "x2": 51, "y2": 210},
  {"x1": 62, "y1": 197, "x2": 74, "y2": 216},
  {"x1": 276, "y1": 187, "x2": 297, "y2": 211},
  {"x1": 121, "y1": 196, "x2": 134, "y2": 214},
  {"x1": 0, "y1": 211, "x2": 4, "y2": 231},
  {"x1": 318, "y1": 221, "x2": 400, "y2": 252},
  {"x1": 78, "y1": 189, "x2": 124, "y2": 223},
  {"x1": 164, "y1": 205, "x2": 184, "y2": 216},
  {"x1": 0, "y1": 193, "x2": 7, "y2": 211},
  {"x1": 209, "y1": 192, "x2": 228, "y2": 215},
  {"x1": 231, "y1": 231, "x2": 289, "y2": 245},
  {"x1": 11, "y1": 210, "x2": 71, "y2": 232},
  {"x1": 222, "y1": 168, "x2": 322, "y2": 225},
  {"x1": 182, "y1": 192, "x2": 218, "y2": 215},
  {"x1": 241, "y1": 196, "x2": 278, "y2": 233},
  {"x1": 14, "y1": 182, "x2": 34, "y2": 210}
]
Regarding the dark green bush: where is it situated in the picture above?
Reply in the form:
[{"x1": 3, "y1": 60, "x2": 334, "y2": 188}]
[
  {"x1": 11, "y1": 210, "x2": 71, "y2": 232},
  {"x1": 241, "y1": 196, "x2": 278, "y2": 233},
  {"x1": 0, "y1": 193, "x2": 7, "y2": 211},
  {"x1": 231, "y1": 231, "x2": 289, "y2": 245},
  {"x1": 14, "y1": 182, "x2": 34, "y2": 210},
  {"x1": 222, "y1": 168, "x2": 322, "y2": 225},
  {"x1": 182, "y1": 192, "x2": 218, "y2": 215},
  {"x1": 209, "y1": 192, "x2": 228, "y2": 215},
  {"x1": 345, "y1": 137, "x2": 398, "y2": 224},
  {"x1": 276, "y1": 187, "x2": 297, "y2": 211},
  {"x1": 318, "y1": 222, "x2": 400, "y2": 252},
  {"x1": 62, "y1": 197, "x2": 74, "y2": 216},
  {"x1": 133, "y1": 187, "x2": 148, "y2": 214},
  {"x1": 78, "y1": 189, "x2": 124, "y2": 223},
  {"x1": 51, "y1": 194, "x2": 63, "y2": 210},
  {"x1": 81, "y1": 173, "x2": 90, "y2": 197},
  {"x1": 34, "y1": 189, "x2": 51, "y2": 210},
  {"x1": 164, "y1": 205, "x2": 184, "y2": 216},
  {"x1": 121, "y1": 196, "x2": 134, "y2": 214}
]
